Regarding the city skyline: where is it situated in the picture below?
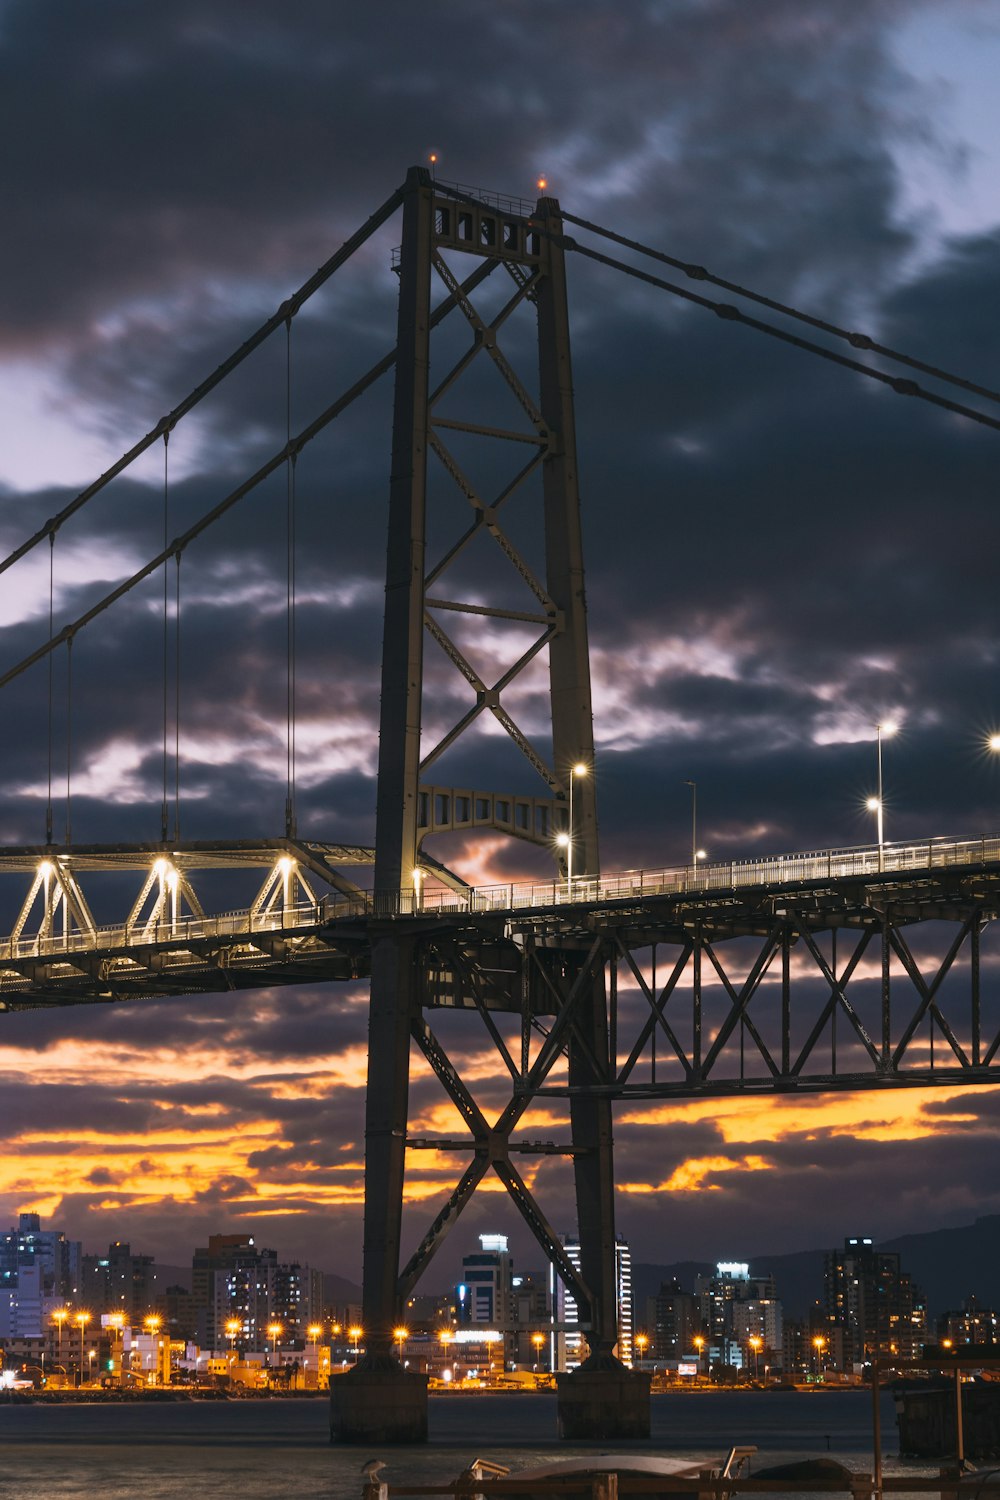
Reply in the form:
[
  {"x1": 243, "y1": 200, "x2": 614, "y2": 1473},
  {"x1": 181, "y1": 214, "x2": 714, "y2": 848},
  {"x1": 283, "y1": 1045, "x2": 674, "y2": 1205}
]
[{"x1": 2, "y1": 3, "x2": 1000, "y2": 1280}]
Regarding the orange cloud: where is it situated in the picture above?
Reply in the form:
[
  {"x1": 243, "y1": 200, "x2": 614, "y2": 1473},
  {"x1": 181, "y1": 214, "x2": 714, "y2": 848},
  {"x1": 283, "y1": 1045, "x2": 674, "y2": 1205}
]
[{"x1": 621, "y1": 1153, "x2": 772, "y2": 1194}]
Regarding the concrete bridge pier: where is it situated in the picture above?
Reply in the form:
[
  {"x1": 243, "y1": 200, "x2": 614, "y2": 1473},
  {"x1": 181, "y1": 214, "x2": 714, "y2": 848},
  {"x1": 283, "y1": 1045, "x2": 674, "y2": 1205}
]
[
  {"x1": 556, "y1": 1360, "x2": 652, "y2": 1440},
  {"x1": 330, "y1": 1360, "x2": 428, "y2": 1444}
]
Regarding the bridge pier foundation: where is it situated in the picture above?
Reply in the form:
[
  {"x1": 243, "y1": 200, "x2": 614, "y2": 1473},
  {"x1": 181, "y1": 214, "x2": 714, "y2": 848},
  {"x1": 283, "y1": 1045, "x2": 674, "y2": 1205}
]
[
  {"x1": 329, "y1": 1364, "x2": 428, "y2": 1444},
  {"x1": 556, "y1": 1365, "x2": 652, "y2": 1440}
]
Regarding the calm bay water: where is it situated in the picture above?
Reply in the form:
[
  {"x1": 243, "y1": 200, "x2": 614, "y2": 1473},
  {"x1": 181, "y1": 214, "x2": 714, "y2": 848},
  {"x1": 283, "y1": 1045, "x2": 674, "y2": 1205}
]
[{"x1": 0, "y1": 1389, "x2": 918, "y2": 1499}]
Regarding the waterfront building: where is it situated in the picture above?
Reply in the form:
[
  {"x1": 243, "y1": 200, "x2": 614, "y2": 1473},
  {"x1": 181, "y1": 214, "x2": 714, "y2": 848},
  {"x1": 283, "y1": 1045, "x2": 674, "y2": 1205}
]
[
  {"x1": 457, "y1": 1233, "x2": 516, "y2": 1366},
  {"x1": 80, "y1": 1240, "x2": 157, "y2": 1319},
  {"x1": 0, "y1": 1263, "x2": 62, "y2": 1340},
  {"x1": 695, "y1": 1262, "x2": 782, "y2": 1372},
  {"x1": 457, "y1": 1234, "x2": 515, "y2": 1328},
  {"x1": 193, "y1": 1233, "x2": 322, "y2": 1353},
  {"x1": 937, "y1": 1295, "x2": 1000, "y2": 1347},
  {"x1": 549, "y1": 1235, "x2": 633, "y2": 1370},
  {"x1": 404, "y1": 1289, "x2": 457, "y2": 1332},
  {"x1": 649, "y1": 1278, "x2": 698, "y2": 1362},
  {"x1": 272, "y1": 1261, "x2": 324, "y2": 1341},
  {"x1": 0, "y1": 1212, "x2": 81, "y2": 1301},
  {"x1": 824, "y1": 1235, "x2": 926, "y2": 1366}
]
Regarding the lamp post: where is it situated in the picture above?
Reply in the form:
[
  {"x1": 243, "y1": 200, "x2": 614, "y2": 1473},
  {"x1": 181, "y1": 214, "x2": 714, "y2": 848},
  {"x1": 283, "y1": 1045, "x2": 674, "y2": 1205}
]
[
  {"x1": 438, "y1": 1328, "x2": 453, "y2": 1384},
  {"x1": 107, "y1": 1312, "x2": 124, "y2": 1385},
  {"x1": 52, "y1": 1308, "x2": 68, "y2": 1376},
  {"x1": 143, "y1": 1314, "x2": 162, "y2": 1386},
  {"x1": 693, "y1": 1334, "x2": 706, "y2": 1381},
  {"x1": 267, "y1": 1321, "x2": 283, "y2": 1380},
  {"x1": 349, "y1": 1325, "x2": 362, "y2": 1366},
  {"x1": 868, "y1": 722, "x2": 897, "y2": 870},
  {"x1": 813, "y1": 1334, "x2": 826, "y2": 1380},
  {"x1": 749, "y1": 1335, "x2": 762, "y2": 1382},
  {"x1": 394, "y1": 1325, "x2": 408, "y2": 1366},
  {"x1": 307, "y1": 1323, "x2": 323, "y2": 1385},
  {"x1": 561, "y1": 762, "x2": 589, "y2": 890},
  {"x1": 635, "y1": 1332, "x2": 649, "y2": 1370},
  {"x1": 74, "y1": 1312, "x2": 91, "y2": 1388},
  {"x1": 531, "y1": 1331, "x2": 545, "y2": 1375},
  {"x1": 683, "y1": 779, "x2": 707, "y2": 878}
]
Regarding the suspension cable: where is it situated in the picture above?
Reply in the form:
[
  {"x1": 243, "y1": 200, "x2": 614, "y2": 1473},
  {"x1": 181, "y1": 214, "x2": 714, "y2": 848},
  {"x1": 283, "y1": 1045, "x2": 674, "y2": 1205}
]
[
  {"x1": 0, "y1": 183, "x2": 407, "y2": 582},
  {"x1": 174, "y1": 550, "x2": 181, "y2": 842},
  {"x1": 559, "y1": 210, "x2": 1000, "y2": 410},
  {"x1": 557, "y1": 233, "x2": 1000, "y2": 435},
  {"x1": 161, "y1": 431, "x2": 170, "y2": 843},
  {"x1": 46, "y1": 533, "x2": 55, "y2": 845},
  {"x1": 0, "y1": 258, "x2": 495, "y2": 696},
  {"x1": 285, "y1": 315, "x2": 298, "y2": 839},
  {"x1": 65, "y1": 634, "x2": 73, "y2": 847}
]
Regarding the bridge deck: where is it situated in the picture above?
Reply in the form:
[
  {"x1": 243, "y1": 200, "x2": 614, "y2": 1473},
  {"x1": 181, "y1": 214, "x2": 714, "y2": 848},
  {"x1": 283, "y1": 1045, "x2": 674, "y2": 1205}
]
[{"x1": 0, "y1": 831, "x2": 996, "y2": 1009}]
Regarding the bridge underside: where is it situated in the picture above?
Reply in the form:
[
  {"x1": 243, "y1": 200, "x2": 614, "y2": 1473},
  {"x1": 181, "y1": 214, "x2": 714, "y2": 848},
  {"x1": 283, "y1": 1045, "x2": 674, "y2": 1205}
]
[{"x1": 4, "y1": 850, "x2": 998, "y2": 1100}]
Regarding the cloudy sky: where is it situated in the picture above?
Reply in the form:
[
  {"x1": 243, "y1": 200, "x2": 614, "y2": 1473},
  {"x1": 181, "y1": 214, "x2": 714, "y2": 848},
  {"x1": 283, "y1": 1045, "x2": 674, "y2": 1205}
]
[{"x1": 2, "y1": 0, "x2": 1000, "y2": 1300}]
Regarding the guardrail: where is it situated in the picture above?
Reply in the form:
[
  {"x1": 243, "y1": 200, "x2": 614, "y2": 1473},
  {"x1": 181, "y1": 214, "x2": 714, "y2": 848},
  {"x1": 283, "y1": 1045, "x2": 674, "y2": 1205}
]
[
  {"x1": 1, "y1": 901, "x2": 321, "y2": 964},
  {"x1": 390, "y1": 831, "x2": 1000, "y2": 919},
  {"x1": 3, "y1": 832, "x2": 999, "y2": 961}
]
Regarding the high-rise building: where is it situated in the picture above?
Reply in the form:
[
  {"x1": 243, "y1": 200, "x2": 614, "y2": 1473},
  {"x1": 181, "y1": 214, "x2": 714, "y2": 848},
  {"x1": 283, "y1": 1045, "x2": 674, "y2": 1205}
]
[
  {"x1": 457, "y1": 1234, "x2": 514, "y2": 1328},
  {"x1": 824, "y1": 1235, "x2": 926, "y2": 1365},
  {"x1": 0, "y1": 1212, "x2": 81, "y2": 1301},
  {"x1": 695, "y1": 1262, "x2": 782, "y2": 1372},
  {"x1": 80, "y1": 1241, "x2": 157, "y2": 1319},
  {"x1": 193, "y1": 1234, "x2": 322, "y2": 1353},
  {"x1": 456, "y1": 1234, "x2": 516, "y2": 1365},
  {"x1": 549, "y1": 1236, "x2": 633, "y2": 1370},
  {"x1": 937, "y1": 1295, "x2": 1000, "y2": 1348},
  {"x1": 649, "y1": 1278, "x2": 697, "y2": 1361}
]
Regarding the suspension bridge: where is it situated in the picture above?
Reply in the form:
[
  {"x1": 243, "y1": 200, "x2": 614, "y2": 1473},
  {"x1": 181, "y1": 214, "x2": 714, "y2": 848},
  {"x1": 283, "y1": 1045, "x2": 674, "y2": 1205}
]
[{"x1": 2, "y1": 166, "x2": 999, "y2": 1441}]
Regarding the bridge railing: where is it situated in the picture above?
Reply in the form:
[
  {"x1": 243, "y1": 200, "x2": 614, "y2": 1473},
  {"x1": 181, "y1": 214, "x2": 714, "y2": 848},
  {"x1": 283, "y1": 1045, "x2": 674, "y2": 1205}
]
[
  {"x1": 3, "y1": 833, "x2": 1000, "y2": 961},
  {"x1": 399, "y1": 831, "x2": 1000, "y2": 917},
  {"x1": 1, "y1": 900, "x2": 322, "y2": 963}
]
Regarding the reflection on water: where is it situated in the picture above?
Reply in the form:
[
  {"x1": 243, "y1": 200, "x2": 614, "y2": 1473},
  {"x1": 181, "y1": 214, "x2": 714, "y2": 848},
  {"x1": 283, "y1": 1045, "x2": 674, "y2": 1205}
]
[{"x1": 0, "y1": 1390, "x2": 919, "y2": 1500}]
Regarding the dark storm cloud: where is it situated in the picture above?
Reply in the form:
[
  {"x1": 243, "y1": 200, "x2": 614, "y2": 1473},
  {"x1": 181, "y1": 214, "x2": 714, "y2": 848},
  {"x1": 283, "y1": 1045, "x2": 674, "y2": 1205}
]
[
  {"x1": 0, "y1": 0, "x2": 920, "y2": 343},
  {"x1": 2, "y1": 0, "x2": 999, "y2": 1281}
]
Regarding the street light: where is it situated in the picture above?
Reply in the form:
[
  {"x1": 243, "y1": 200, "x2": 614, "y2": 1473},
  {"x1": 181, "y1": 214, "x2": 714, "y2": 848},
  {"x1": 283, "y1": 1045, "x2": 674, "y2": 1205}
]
[
  {"x1": 226, "y1": 1317, "x2": 241, "y2": 1361},
  {"x1": 531, "y1": 1331, "x2": 545, "y2": 1374},
  {"x1": 693, "y1": 1334, "x2": 706, "y2": 1380},
  {"x1": 51, "y1": 1308, "x2": 69, "y2": 1371},
  {"x1": 143, "y1": 1314, "x2": 162, "y2": 1387},
  {"x1": 869, "y1": 722, "x2": 897, "y2": 870},
  {"x1": 394, "y1": 1325, "x2": 408, "y2": 1365},
  {"x1": 74, "y1": 1311, "x2": 92, "y2": 1388},
  {"x1": 748, "y1": 1335, "x2": 762, "y2": 1381},
  {"x1": 813, "y1": 1334, "x2": 826, "y2": 1379},
  {"x1": 307, "y1": 1323, "x2": 323, "y2": 1382},
  {"x1": 349, "y1": 1325, "x2": 363, "y2": 1366},
  {"x1": 267, "y1": 1321, "x2": 283, "y2": 1376},
  {"x1": 635, "y1": 1332, "x2": 649, "y2": 1369},
  {"x1": 562, "y1": 761, "x2": 589, "y2": 889},
  {"x1": 683, "y1": 780, "x2": 707, "y2": 874},
  {"x1": 107, "y1": 1312, "x2": 125, "y2": 1385}
]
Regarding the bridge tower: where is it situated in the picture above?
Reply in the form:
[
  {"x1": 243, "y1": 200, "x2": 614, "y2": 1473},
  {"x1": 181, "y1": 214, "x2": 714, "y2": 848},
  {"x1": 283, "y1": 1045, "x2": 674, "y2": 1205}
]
[{"x1": 332, "y1": 168, "x2": 646, "y2": 1441}]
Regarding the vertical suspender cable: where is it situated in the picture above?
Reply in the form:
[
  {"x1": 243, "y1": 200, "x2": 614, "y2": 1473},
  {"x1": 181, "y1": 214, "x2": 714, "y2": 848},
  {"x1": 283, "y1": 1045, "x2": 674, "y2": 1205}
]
[
  {"x1": 46, "y1": 533, "x2": 55, "y2": 845},
  {"x1": 161, "y1": 431, "x2": 170, "y2": 843},
  {"x1": 65, "y1": 634, "x2": 73, "y2": 846},
  {"x1": 174, "y1": 551, "x2": 181, "y2": 841},
  {"x1": 285, "y1": 315, "x2": 297, "y2": 838}
]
